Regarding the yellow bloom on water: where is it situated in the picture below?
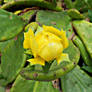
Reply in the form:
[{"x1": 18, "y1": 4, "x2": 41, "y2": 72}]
[{"x1": 23, "y1": 25, "x2": 69, "y2": 66}]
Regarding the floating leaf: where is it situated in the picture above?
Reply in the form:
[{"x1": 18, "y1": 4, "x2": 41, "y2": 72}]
[
  {"x1": 10, "y1": 75, "x2": 59, "y2": 92},
  {"x1": 36, "y1": 10, "x2": 74, "y2": 38},
  {"x1": 68, "y1": 9, "x2": 84, "y2": 20},
  {"x1": 21, "y1": 10, "x2": 37, "y2": 22},
  {"x1": 0, "y1": 33, "x2": 26, "y2": 86},
  {"x1": 36, "y1": 10, "x2": 71, "y2": 30},
  {"x1": 61, "y1": 66, "x2": 92, "y2": 92},
  {"x1": 0, "y1": 9, "x2": 26, "y2": 41},
  {"x1": 64, "y1": 0, "x2": 88, "y2": 12},
  {"x1": 1, "y1": 0, "x2": 61, "y2": 11},
  {"x1": 73, "y1": 36, "x2": 92, "y2": 65},
  {"x1": 82, "y1": 65, "x2": 92, "y2": 73},
  {"x1": 73, "y1": 20, "x2": 92, "y2": 58}
]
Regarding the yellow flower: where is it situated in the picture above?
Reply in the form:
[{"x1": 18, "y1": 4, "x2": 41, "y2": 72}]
[{"x1": 23, "y1": 25, "x2": 69, "y2": 66}]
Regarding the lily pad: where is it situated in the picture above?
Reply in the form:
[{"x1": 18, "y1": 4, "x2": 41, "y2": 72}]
[
  {"x1": 0, "y1": 33, "x2": 26, "y2": 86},
  {"x1": 73, "y1": 20, "x2": 92, "y2": 58},
  {"x1": 64, "y1": 0, "x2": 88, "y2": 12},
  {"x1": 10, "y1": 75, "x2": 59, "y2": 92},
  {"x1": 61, "y1": 66, "x2": 92, "y2": 92},
  {"x1": 1, "y1": 0, "x2": 61, "y2": 11},
  {"x1": 68, "y1": 9, "x2": 84, "y2": 20},
  {"x1": 73, "y1": 36, "x2": 92, "y2": 66},
  {"x1": 21, "y1": 10, "x2": 37, "y2": 22},
  {"x1": 36, "y1": 10, "x2": 74, "y2": 38},
  {"x1": 0, "y1": 9, "x2": 25, "y2": 41},
  {"x1": 36, "y1": 10, "x2": 71, "y2": 30}
]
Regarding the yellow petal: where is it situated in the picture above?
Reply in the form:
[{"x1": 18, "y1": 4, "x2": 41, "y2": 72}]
[
  {"x1": 14, "y1": 10, "x2": 22, "y2": 15},
  {"x1": 27, "y1": 57, "x2": 45, "y2": 66},
  {"x1": 35, "y1": 31, "x2": 61, "y2": 51},
  {"x1": 23, "y1": 28, "x2": 39, "y2": 57},
  {"x1": 23, "y1": 39, "x2": 30, "y2": 49},
  {"x1": 30, "y1": 38, "x2": 38, "y2": 57},
  {"x1": 43, "y1": 25, "x2": 62, "y2": 37},
  {"x1": 39, "y1": 41, "x2": 63, "y2": 61},
  {"x1": 43, "y1": 25, "x2": 69, "y2": 48},
  {"x1": 60, "y1": 30, "x2": 69, "y2": 48},
  {"x1": 56, "y1": 53, "x2": 70, "y2": 64},
  {"x1": 23, "y1": 29, "x2": 33, "y2": 49}
]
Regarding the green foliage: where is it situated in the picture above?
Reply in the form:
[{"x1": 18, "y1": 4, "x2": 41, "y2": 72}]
[
  {"x1": 82, "y1": 65, "x2": 92, "y2": 73},
  {"x1": 10, "y1": 75, "x2": 59, "y2": 92},
  {"x1": 36, "y1": 10, "x2": 71, "y2": 30},
  {"x1": 68, "y1": 9, "x2": 84, "y2": 20},
  {"x1": 36, "y1": 10, "x2": 75, "y2": 38},
  {"x1": 1, "y1": 0, "x2": 61, "y2": 11},
  {"x1": 0, "y1": 9, "x2": 25, "y2": 41},
  {"x1": 0, "y1": 0, "x2": 92, "y2": 91},
  {"x1": 73, "y1": 36, "x2": 92, "y2": 65},
  {"x1": 61, "y1": 66, "x2": 92, "y2": 92},
  {"x1": 73, "y1": 20, "x2": 92, "y2": 58},
  {"x1": 0, "y1": 33, "x2": 26, "y2": 86},
  {"x1": 64, "y1": 0, "x2": 88, "y2": 12},
  {"x1": 0, "y1": 86, "x2": 5, "y2": 92},
  {"x1": 21, "y1": 10, "x2": 37, "y2": 22},
  {"x1": 88, "y1": 9, "x2": 92, "y2": 22},
  {"x1": 85, "y1": 0, "x2": 92, "y2": 8}
]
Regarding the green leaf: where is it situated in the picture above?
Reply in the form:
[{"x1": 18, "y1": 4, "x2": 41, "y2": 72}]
[
  {"x1": 64, "y1": 0, "x2": 88, "y2": 12},
  {"x1": 68, "y1": 9, "x2": 84, "y2": 20},
  {"x1": 73, "y1": 20, "x2": 92, "y2": 58},
  {"x1": 1, "y1": 0, "x2": 61, "y2": 11},
  {"x1": 10, "y1": 75, "x2": 59, "y2": 92},
  {"x1": 0, "y1": 65, "x2": 1, "y2": 74},
  {"x1": 82, "y1": 65, "x2": 92, "y2": 73},
  {"x1": 85, "y1": 0, "x2": 92, "y2": 8},
  {"x1": 0, "y1": 65, "x2": 3, "y2": 79},
  {"x1": 36, "y1": 10, "x2": 74, "y2": 38},
  {"x1": 61, "y1": 66, "x2": 92, "y2": 92},
  {"x1": 73, "y1": 36, "x2": 92, "y2": 66},
  {"x1": 4, "y1": 0, "x2": 57, "y2": 5},
  {"x1": 0, "y1": 9, "x2": 25, "y2": 41},
  {"x1": 88, "y1": 9, "x2": 92, "y2": 22},
  {"x1": 21, "y1": 10, "x2": 37, "y2": 22},
  {"x1": 0, "y1": 33, "x2": 26, "y2": 86},
  {"x1": 64, "y1": 41, "x2": 80, "y2": 63},
  {"x1": 10, "y1": 76, "x2": 36, "y2": 92},
  {"x1": 36, "y1": 10, "x2": 71, "y2": 30}
]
